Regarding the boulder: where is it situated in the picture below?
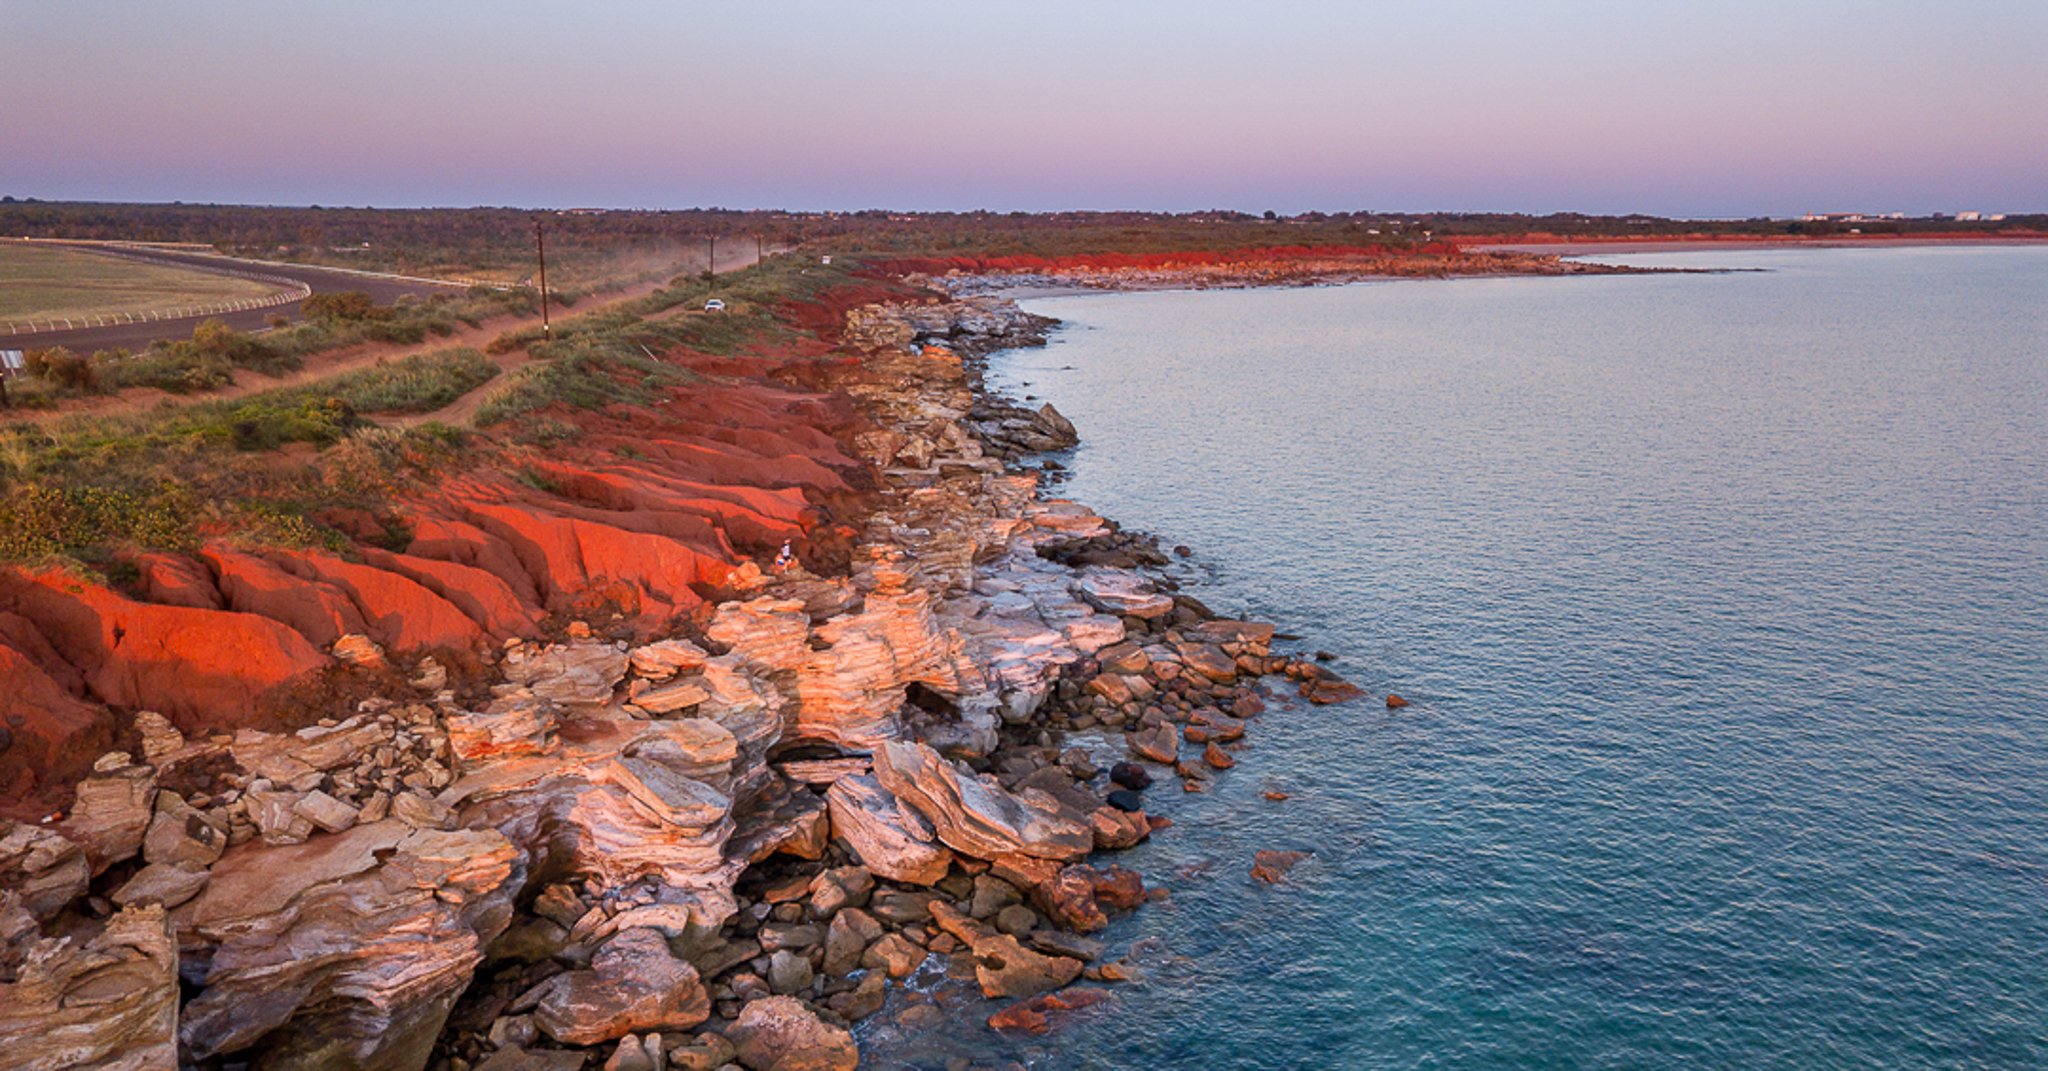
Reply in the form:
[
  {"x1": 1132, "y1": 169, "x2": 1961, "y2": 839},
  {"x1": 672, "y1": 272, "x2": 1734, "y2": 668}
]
[
  {"x1": 822, "y1": 907, "x2": 883, "y2": 977},
  {"x1": 1127, "y1": 723, "x2": 1180, "y2": 764},
  {"x1": 59, "y1": 758, "x2": 157, "y2": 875},
  {"x1": 0, "y1": 821, "x2": 90, "y2": 921},
  {"x1": 727, "y1": 995, "x2": 859, "y2": 1071},
  {"x1": 871, "y1": 740, "x2": 1093, "y2": 863},
  {"x1": 503, "y1": 641, "x2": 630, "y2": 706},
  {"x1": 1074, "y1": 570, "x2": 1174, "y2": 620},
  {"x1": 824, "y1": 773, "x2": 954, "y2": 885},
  {"x1": 528, "y1": 927, "x2": 710, "y2": 1046},
  {"x1": 628, "y1": 638, "x2": 710, "y2": 680}
]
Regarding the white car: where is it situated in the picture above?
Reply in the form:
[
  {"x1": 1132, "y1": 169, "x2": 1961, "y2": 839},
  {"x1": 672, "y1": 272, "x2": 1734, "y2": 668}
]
[{"x1": 704, "y1": 298, "x2": 725, "y2": 312}]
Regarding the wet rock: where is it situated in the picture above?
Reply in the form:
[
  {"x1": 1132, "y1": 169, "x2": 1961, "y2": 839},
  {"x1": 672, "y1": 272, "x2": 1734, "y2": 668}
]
[
  {"x1": 1089, "y1": 806, "x2": 1151, "y2": 850},
  {"x1": 823, "y1": 972, "x2": 887, "y2": 1023},
  {"x1": 1126, "y1": 723, "x2": 1179, "y2": 765},
  {"x1": 1103, "y1": 789, "x2": 1146, "y2": 814},
  {"x1": 1386, "y1": 694, "x2": 1410, "y2": 709},
  {"x1": 1251, "y1": 849, "x2": 1310, "y2": 884},
  {"x1": 1303, "y1": 678, "x2": 1366, "y2": 704},
  {"x1": 1202, "y1": 742, "x2": 1236, "y2": 770},
  {"x1": 1107, "y1": 762, "x2": 1152, "y2": 791},
  {"x1": 987, "y1": 986, "x2": 1112, "y2": 1035},
  {"x1": 1026, "y1": 929, "x2": 1104, "y2": 962},
  {"x1": 726, "y1": 994, "x2": 858, "y2": 1071}
]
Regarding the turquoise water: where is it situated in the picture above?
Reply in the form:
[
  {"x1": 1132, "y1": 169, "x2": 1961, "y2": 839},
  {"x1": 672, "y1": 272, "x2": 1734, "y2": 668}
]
[{"x1": 934, "y1": 248, "x2": 2047, "y2": 1069}]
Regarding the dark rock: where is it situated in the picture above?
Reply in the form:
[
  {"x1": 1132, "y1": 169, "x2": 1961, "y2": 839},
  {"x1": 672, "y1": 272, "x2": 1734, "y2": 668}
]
[
  {"x1": 1107, "y1": 763, "x2": 1152, "y2": 791},
  {"x1": 1104, "y1": 789, "x2": 1145, "y2": 813}
]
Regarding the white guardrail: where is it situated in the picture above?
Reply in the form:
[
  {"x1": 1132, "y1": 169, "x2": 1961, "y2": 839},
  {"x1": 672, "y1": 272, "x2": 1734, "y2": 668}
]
[{"x1": 2, "y1": 242, "x2": 314, "y2": 337}]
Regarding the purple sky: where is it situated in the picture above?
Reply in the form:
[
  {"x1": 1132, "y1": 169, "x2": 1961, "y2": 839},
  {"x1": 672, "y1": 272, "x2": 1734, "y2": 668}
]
[{"x1": 5, "y1": 0, "x2": 2044, "y2": 217}]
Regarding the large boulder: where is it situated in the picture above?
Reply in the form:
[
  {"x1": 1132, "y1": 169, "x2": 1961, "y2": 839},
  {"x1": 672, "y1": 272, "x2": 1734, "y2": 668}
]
[
  {"x1": 824, "y1": 774, "x2": 954, "y2": 885},
  {"x1": 528, "y1": 928, "x2": 709, "y2": 1046},
  {"x1": 872, "y1": 740, "x2": 1092, "y2": 862},
  {"x1": 726, "y1": 995, "x2": 858, "y2": 1071}
]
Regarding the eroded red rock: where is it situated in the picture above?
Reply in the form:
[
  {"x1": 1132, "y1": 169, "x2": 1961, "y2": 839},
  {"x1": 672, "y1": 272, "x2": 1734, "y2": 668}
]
[{"x1": 0, "y1": 568, "x2": 329, "y2": 733}]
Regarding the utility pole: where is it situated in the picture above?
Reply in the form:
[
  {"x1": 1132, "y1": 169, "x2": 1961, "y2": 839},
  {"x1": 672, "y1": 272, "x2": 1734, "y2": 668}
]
[
  {"x1": 755, "y1": 233, "x2": 763, "y2": 264},
  {"x1": 536, "y1": 220, "x2": 551, "y2": 343},
  {"x1": 707, "y1": 235, "x2": 716, "y2": 283}
]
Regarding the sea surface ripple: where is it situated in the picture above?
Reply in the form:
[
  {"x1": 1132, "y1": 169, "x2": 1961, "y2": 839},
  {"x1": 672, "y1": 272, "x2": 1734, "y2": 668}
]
[{"x1": 902, "y1": 247, "x2": 2048, "y2": 1070}]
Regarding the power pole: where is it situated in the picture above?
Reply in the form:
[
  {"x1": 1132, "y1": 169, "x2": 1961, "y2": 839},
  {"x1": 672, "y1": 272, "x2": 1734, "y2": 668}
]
[
  {"x1": 536, "y1": 220, "x2": 551, "y2": 342},
  {"x1": 707, "y1": 235, "x2": 716, "y2": 282}
]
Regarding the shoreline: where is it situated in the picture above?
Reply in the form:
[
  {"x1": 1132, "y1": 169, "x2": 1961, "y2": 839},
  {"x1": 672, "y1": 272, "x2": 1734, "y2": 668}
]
[{"x1": 0, "y1": 289, "x2": 1376, "y2": 1070}]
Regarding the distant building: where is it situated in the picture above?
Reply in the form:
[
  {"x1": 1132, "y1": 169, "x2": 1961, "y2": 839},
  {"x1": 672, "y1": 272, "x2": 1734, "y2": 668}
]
[{"x1": 1956, "y1": 211, "x2": 1982, "y2": 222}]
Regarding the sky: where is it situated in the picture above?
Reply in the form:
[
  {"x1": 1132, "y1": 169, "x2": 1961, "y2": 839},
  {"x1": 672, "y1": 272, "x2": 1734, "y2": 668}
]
[{"x1": 4, "y1": 0, "x2": 2045, "y2": 218}]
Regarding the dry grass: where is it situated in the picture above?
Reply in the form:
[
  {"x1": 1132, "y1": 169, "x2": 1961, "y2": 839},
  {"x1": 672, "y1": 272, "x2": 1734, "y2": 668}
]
[{"x1": 0, "y1": 242, "x2": 278, "y2": 322}]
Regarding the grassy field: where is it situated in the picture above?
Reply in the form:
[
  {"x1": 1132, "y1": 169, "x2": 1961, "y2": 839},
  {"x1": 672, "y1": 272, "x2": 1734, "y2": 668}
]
[{"x1": 0, "y1": 242, "x2": 281, "y2": 322}]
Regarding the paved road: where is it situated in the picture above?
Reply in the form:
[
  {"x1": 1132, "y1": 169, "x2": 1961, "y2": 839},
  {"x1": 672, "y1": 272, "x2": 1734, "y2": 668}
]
[{"x1": 4, "y1": 244, "x2": 471, "y2": 354}]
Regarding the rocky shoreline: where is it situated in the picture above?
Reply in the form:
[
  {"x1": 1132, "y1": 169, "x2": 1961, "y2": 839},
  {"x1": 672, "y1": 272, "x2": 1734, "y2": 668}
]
[
  {"x1": 0, "y1": 291, "x2": 1381, "y2": 1071},
  {"x1": 895, "y1": 247, "x2": 1650, "y2": 299}
]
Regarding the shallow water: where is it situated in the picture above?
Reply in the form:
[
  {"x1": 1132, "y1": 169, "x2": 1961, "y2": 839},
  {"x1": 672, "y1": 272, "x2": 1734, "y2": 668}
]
[{"x1": 862, "y1": 247, "x2": 2048, "y2": 1069}]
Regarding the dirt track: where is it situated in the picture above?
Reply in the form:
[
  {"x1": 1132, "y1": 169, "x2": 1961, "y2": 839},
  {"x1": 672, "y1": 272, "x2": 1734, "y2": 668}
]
[{"x1": 2, "y1": 243, "x2": 766, "y2": 427}]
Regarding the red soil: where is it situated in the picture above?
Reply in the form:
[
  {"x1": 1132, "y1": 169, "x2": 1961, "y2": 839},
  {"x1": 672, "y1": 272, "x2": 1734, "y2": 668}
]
[{"x1": 0, "y1": 280, "x2": 901, "y2": 817}]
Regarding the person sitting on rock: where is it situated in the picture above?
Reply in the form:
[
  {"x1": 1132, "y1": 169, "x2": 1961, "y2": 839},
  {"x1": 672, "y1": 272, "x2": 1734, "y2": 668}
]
[{"x1": 773, "y1": 540, "x2": 795, "y2": 572}]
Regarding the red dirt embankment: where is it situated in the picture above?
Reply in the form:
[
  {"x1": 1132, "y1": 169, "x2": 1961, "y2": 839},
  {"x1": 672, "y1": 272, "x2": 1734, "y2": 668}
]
[{"x1": 0, "y1": 288, "x2": 893, "y2": 818}]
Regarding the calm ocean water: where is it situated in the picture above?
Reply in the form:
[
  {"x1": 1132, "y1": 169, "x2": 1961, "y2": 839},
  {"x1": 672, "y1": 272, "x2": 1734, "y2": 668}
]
[{"x1": 867, "y1": 247, "x2": 2046, "y2": 1070}]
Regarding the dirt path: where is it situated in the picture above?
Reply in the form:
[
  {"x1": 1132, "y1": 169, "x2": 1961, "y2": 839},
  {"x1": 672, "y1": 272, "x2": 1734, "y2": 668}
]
[{"x1": 2, "y1": 244, "x2": 767, "y2": 429}]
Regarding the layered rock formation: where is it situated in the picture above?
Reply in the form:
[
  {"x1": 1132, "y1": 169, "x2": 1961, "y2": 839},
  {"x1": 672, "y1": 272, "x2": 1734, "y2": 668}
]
[{"x1": 0, "y1": 290, "x2": 1370, "y2": 1070}]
